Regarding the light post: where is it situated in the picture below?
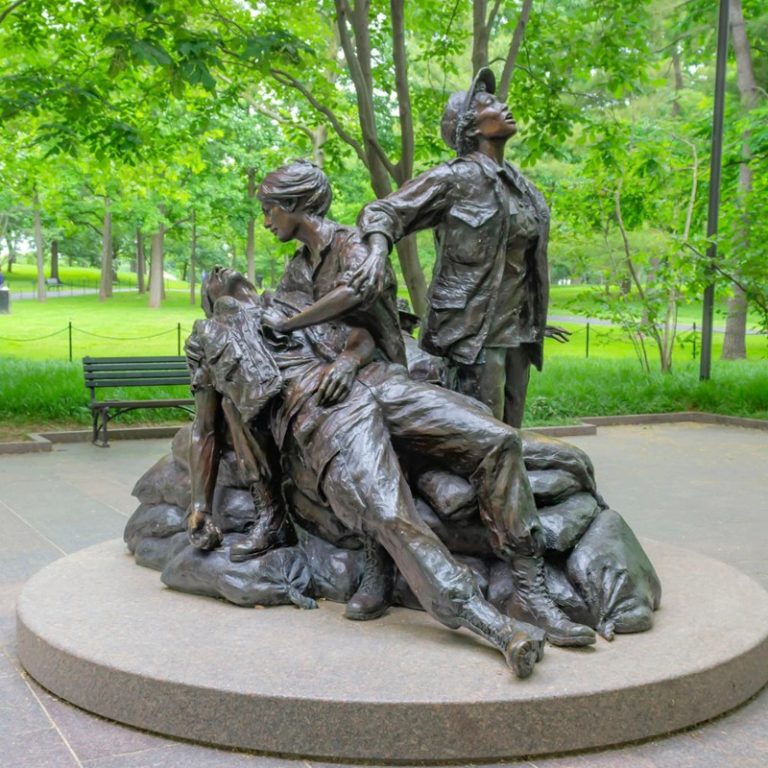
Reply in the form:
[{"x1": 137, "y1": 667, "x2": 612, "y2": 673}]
[{"x1": 699, "y1": 0, "x2": 730, "y2": 380}]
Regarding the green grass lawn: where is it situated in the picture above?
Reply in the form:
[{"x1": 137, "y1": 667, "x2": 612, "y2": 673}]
[
  {"x1": 0, "y1": 291, "x2": 202, "y2": 360},
  {"x1": 3, "y1": 290, "x2": 766, "y2": 362},
  {"x1": 548, "y1": 284, "x2": 765, "y2": 328},
  {"x1": 1, "y1": 283, "x2": 766, "y2": 434},
  {"x1": 526, "y1": 357, "x2": 768, "y2": 425},
  {"x1": 2, "y1": 262, "x2": 189, "y2": 291},
  {"x1": 2, "y1": 356, "x2": 766, "y2": 434}
]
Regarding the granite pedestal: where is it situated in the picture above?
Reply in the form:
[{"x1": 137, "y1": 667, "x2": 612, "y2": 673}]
[{"x1": 16, "y1": 538, "x2": 768, "y2": 763}]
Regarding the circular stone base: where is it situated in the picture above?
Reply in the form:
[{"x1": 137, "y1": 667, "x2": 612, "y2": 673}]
[{"x1": 16, "y1": 539, "x2": 768, "y2": 763}]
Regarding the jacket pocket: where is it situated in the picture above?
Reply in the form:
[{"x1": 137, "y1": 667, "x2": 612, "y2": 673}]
[{"x1": 444, "y1": 204, "x2": 498, "y2": 265}]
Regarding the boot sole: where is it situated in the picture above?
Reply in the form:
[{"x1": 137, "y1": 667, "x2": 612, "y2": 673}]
[
  {"x1": 505, "y1": 637, "x2": 538, "y2": 679},
  {"x1": 344, "y1": 605, "x2": 389, "y2": 622}
]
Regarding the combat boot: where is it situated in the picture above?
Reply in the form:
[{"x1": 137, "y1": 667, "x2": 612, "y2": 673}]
[
  {"x1": 507, "y1": 554, "x2": 596, "y2": 647},
  {"x1": 345, "y1": 538, "x2": 393, "y2": 621},
  {"x1": 456, "y1": 595, "x2": 545, "y2": 679},
  {"x1": 230, "y1": 487, "x2": 286, "y2": 563}
]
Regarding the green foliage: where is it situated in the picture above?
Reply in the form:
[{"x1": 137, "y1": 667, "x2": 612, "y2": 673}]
[
  {"x1": 525, "y1": 358, "x2": 768, "y2": 425},
  {"x1": 0, "y1": 0, "x2": 766, "y2": 357}
]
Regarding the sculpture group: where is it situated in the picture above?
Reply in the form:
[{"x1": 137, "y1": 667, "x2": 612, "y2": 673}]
[{"x1": 125, "y1": 67, "x2": 661, "y2": 679}]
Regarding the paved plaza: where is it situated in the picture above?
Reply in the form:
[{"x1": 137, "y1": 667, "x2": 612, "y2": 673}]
[{"x1": 1, "y1": 423, "x2": 767, "y2": 767}]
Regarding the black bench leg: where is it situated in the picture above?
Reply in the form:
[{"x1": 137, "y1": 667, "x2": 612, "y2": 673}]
[{"x1": 95, "y1": 407, "x2": 110, "y2": 448}]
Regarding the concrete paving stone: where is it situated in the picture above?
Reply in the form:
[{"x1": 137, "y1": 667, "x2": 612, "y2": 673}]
[
  {"x1": 0, "y1": 481, "x2": 131, "y2": 554},
  {"x1": 0, "y1": 725, "x2": 80, "y2": 768},
  {"x1": 524, "y1": 750, "x2": 657, "y2": 768},
  {"x1": 0, "y1": 612, "x2": 17, "y2": 647},
  {"x1": 29, "y1": 679, "x2": 173, "y2": 763},
  {"x1": 5, "y1": 426, "x2": 768, "y2": 766},
  {"x1": 0, "y1": 582, "x2": 23, "y2": 614},
  {"x1": 82, "y1": 742, "x2": 295, "y2": 768},
  {"x1": 0, "y1": 645, "x2": 17, "y2": 677},
  {"x1": 0, "y1": 671, "x2": 55, "y2": 738},
  {"x1": 0, "y1": 505, "x2": 64, "y2": 582}
]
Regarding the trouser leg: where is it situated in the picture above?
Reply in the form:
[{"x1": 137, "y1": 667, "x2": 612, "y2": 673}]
[
  {"x1": 367, "y1": 375, "x2": 541, "y2": 557},
  {"x1": 448, "y1": 347, "x2": 531, "y2": 429},
  {"x1": 448, "y1": 348, "x2": 506, "y2": 420},
  {"x1": 221, "y1": 397, "x2": 286, "y2": 561},
  {"x1": 503, "y1": 347, "x2": 531, "y2": 429},
  {"x1": 365, "y1": 374, "x2": 595, "y2": 648},
  {"x1": 316, "y1": 406, "x2": 542, "y2": 658}
]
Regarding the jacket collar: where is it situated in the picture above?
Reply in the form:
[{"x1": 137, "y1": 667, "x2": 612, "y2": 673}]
[{"x1": 466, "y1": 151, "x2": 525, "y2": 194}]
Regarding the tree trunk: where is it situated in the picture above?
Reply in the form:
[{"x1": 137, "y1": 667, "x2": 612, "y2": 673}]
[
  {"x1": 671, "y1": 47, "x2": 684, "y2": 117},
  {"x1": 190, "y1": 209, "x2": 197, "y2": 306},
  {"x1": 333, "y1": 0, "x2": 426, "y2": 315},
  {"x1": 5, "y1": 234, "x2": 14, "y2": 273},
  {"x1": 498, "y1": 0, "x2": 533, "y2": 101},
  {"x1": 50, "y1": 240, "x2": 60, "y2": 282},
  {"x1": 721, "y1": 285, "x2": 748, "y2": 358},
  {"x1": 246, "y1": 169, "x2": 256, "y2": 284},
  {"x1": 722, "y1": 0, "x2": 758, "y2": 359},
  {"x1": 33, "y1": 191, "x2": 45, "y2": 301},
  {"x1": 148, "y1": 224, "x2": 165, "y2": 308},
  {"x1": 99, "y1": 197, "x2": 112, "y2": 301},
  {"x1": 395, "y1": 237, "x2": 426, "y2": 316},
  {"x1": 136, "y1": 229, "x2": 145, "y2": 293},
  {"x1": 230, "y1": 240, "x2": 237, "y2": 269},
  {"x1": 472, "y1": 0, "x2": 490, "y2": 73},
  {"x1": 312, "y1": 125, "x2": 327, "y2": 168}
]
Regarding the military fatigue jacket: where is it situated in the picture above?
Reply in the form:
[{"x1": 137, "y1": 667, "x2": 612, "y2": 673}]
[{"x1": 358, "y1": 152, "x2": 550, "y2": 368}]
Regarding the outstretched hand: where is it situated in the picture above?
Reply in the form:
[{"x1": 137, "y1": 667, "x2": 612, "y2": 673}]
[
  {"x1": 317, "y1": 354, "x2": 358, "y2": 406},
  {"x1": 544, "y1": 325, "x2": 571, "y2": 344}
]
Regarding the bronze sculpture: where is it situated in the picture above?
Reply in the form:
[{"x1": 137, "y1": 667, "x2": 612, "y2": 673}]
[{"x1": 124, "y1": 115, "x2": 662, "y2": 681}]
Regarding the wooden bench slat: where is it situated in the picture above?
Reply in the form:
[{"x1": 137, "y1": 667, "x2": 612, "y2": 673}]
[
  {"x1": 89, "y1": 398, "x2": 194, "y2": 409},
  {"x1": 85, "y1": 376, "x2": 191, "y2": 387},
  {"x1": 83, "y1": 360, "x2": 187, "y2": 371},
  {"x1": 83, "y1": 356, "x2": 186, "y2": 363}
]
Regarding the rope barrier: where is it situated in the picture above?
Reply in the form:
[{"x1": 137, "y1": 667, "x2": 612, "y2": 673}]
[
  {"x1": 71, "y1": 327, "x2": 178, "y2": 341},
  {"x1": 0, "y1": 327, "x2": 69, "y2": 342}
]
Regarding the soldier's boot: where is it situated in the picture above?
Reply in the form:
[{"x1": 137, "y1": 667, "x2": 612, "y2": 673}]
[
  {"x1": 345, "y1": 538, "x2": 393, "y2": 621},
  {"x1": 507, "y1": 555, "x2": 596, "y2": 647},
  {"x1": 230, "y1": 487, "x2": 286, "y2": 563},
  {"x1": 456, "y1": 595, "x2": 545, "y2": 679}
]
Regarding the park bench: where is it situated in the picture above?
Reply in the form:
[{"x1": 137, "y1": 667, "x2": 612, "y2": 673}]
[{"x1": 83, "y1": 356, "x2": 195, "y2": 446}]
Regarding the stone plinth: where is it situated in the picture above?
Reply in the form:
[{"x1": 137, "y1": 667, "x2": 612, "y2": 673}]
[{"x1": 16, "y1": 539, "x2": 768, "y2": 763}]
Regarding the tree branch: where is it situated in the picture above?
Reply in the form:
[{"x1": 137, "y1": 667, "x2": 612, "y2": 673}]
[
  {"x1": 614, "y1": 181, "x2": 646, "y2": 302},
  {"x1": 0, "y1": 0, "x2": 28, "y2": 26},
  {"x1": 498, "y1": 0, "x2": 533, "y2": 102},
  {"x1": 472, "y1": 0, "x2": 489, "y2": 72},
  {"x1": 487, "y1": 0, "x2": 503, "y2": 32},
  {"x1": 270, "y1": 67, "x2": 369, "y2": 167},
  {"x1": 333, "y1": 0, "x2": 397, "y2": 185},
  {"x1": 391, "y1": 0, "x2": 413, "y2": 183}
]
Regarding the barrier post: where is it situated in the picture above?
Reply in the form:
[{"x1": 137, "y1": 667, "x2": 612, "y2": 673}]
[
  {"x1": 68, "y1": 321, "x2": 73, "y2": 362},
  {"x1": 585, "y1": 322, "x2": 590, "y2": 359},
  {"x1": 692, "y1": 322, "x2": 697, "y2": 360}
]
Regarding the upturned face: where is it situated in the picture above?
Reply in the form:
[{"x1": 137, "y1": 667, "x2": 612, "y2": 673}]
[
  {"x1": 262, "y1": 202, "x2": 301, "y2": 243},
  {"x1": 471, "y1": 91, "x2": 517, "y2": 140}
]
